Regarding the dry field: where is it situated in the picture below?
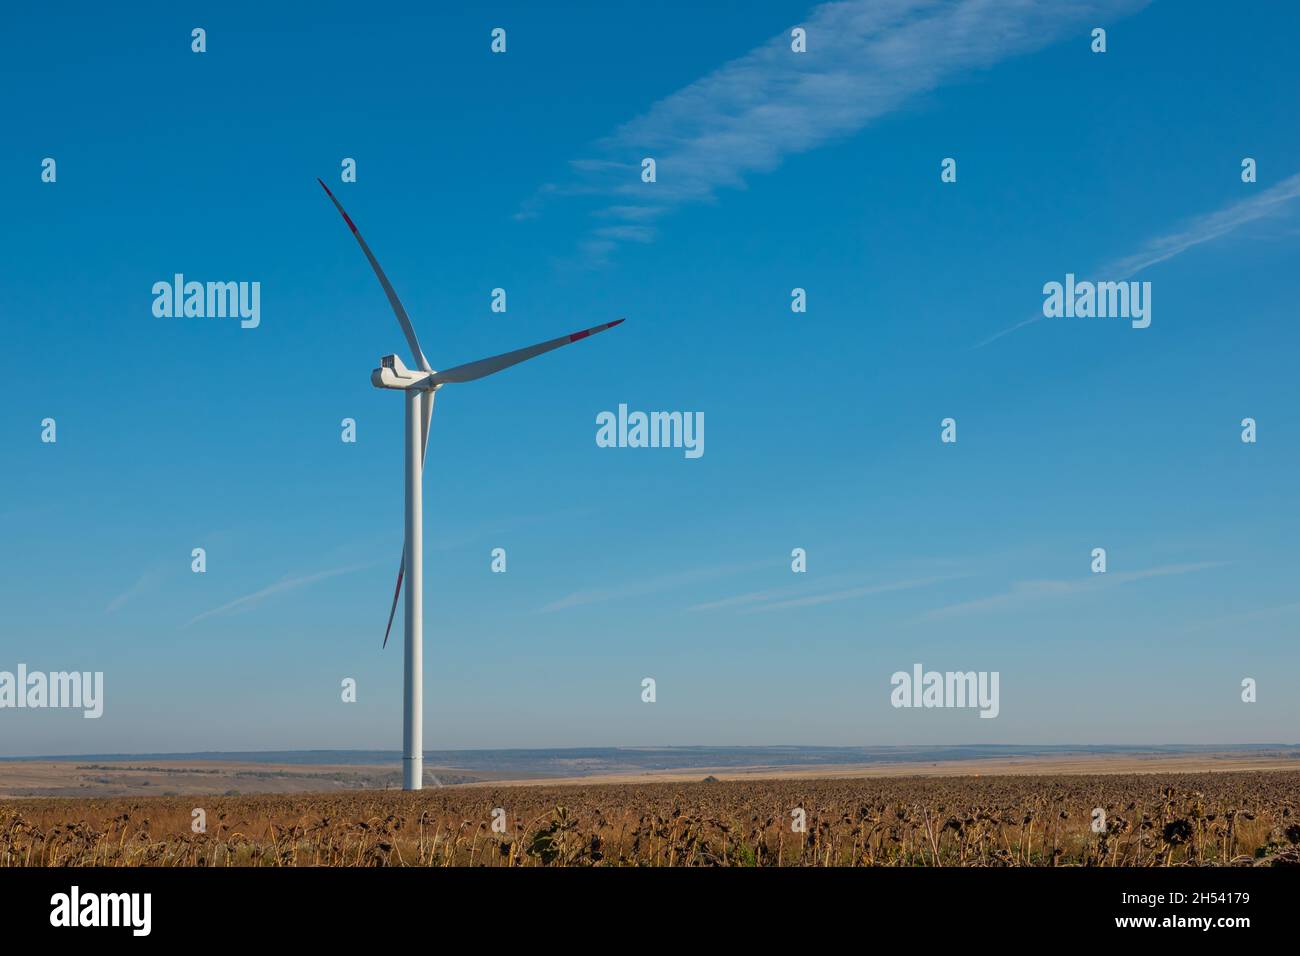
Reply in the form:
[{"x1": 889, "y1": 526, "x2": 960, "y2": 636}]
[{"x1": 4, "y1": 770, "x2": 1299, "y2": 867}]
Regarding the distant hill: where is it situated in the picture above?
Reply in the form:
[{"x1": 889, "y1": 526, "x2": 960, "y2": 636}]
[{"x1": 5, "y1": 743, "x2": 1298, "y2": 776}]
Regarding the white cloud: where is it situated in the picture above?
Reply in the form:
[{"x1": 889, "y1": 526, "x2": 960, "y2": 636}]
[
  {"x1": 920, "y1": 561, "x2": 1224, "y2": 620},
  {"x1": 105, "y1": 570, "x2": 162, "y2": 613},
  {"x1": 743, "y1": 575, "x2": 957, "y2": 612},
  {"x1": 187, "y1": 565, "x2": 366, "y2": 626},
  {"x1": 688, "y1": 587, "x2": 795, "y2": 612},
  {"x1": 688, "y1": 572, "x2": 962, "y2": 612},
  {"x1": 525, "y1": 0, "x2": 1150, "y2": 262},
  {"x1": 539, "y1": 560, "x2": 772, "y2": 612}
]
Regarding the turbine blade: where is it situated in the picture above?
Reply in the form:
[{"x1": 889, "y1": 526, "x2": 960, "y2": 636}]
[
  {"x1": 317, "y1": 179, "x2": 432, "y2": 372},
  {"x1": 430, "y1": 319, "x2": 624, "y2": 386},
  {"x1": 421, "y1": 391, "x2": 435, "y2": 463},
  {"x1": 382, "y1": 560, "x2": 404, "y2": 649}
]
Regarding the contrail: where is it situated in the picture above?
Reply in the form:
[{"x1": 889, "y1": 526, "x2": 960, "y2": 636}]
[{"x1": 975, "y1": 171, "x2": 1300, "y2": 348}]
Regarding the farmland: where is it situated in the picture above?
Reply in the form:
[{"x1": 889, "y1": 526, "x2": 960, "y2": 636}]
[{"x1": 4, "y1": 770, "x2": 1299, "y2": 866}]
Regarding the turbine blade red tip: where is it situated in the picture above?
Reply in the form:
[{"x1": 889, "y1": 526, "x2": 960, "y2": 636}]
[
  {"x1": 317, "y1": 178, "x2": 358, "y2": 233},
  {"x1": 567, "y1": 318, "x2": 625, "y2": 343}
]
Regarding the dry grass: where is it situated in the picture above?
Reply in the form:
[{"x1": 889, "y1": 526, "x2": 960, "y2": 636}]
[{"x1": 4, "y1": 770, "x2": 1299, "y2": 867}]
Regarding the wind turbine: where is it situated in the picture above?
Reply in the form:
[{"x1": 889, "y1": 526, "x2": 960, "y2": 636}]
[{"x1": 318, "y1": 179, "x2": 623, "y2": 791}]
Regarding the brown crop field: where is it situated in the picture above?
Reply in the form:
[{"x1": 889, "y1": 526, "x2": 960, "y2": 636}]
[{"x1": 4, "y1": 770, "x2": 1299, "y2": 867}]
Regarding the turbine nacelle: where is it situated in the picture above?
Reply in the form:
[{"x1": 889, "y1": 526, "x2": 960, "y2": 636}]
[{"x1": 372, "y1": 354, "x2": 438, "y2": 391}]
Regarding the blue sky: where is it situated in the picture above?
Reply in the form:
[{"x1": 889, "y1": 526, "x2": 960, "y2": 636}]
[{"x1": 3, "y1": 0, "x2": 1298, "y2": 756}]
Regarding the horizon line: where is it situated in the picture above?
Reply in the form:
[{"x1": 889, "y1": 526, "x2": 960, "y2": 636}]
[{"x1": 5, "y1": 742, "x2": 1297, "y2": 762}]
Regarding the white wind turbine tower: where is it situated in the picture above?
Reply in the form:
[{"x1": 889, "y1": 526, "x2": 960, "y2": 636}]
[{"x1": 319, "y1": 179, "x2": 623, "y2": 790}]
